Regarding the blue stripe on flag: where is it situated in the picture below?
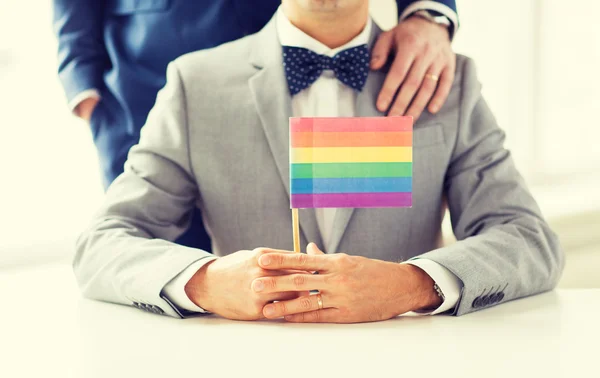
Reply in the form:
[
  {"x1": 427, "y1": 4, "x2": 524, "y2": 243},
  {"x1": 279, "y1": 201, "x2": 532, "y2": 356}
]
[{"x1": 290, "y1": 177, "x2": 412, "y2": 194}]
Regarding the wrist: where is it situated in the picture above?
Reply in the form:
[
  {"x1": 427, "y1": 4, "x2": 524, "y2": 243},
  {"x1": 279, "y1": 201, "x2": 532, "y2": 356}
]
[
  {"x1": 184, "y1": 259, "x2": 217, "y2": 311},
  {"x1": 406, "y1": 12, "x2": 451, "y2": 40},
  {"x1": 75, "y1": 97, "x2": 99, "y2": 121},
  {"x1": 404, "y1": 264, "x2": 443, "y2": 311}
]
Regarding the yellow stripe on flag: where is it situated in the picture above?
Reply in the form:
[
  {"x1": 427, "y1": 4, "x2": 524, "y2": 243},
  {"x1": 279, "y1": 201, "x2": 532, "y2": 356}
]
[{"x1": 291, "y1": 147, "x2": 412, "y2": 164}]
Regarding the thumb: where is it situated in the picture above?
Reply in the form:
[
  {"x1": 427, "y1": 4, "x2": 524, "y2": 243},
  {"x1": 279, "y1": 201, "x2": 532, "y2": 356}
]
[
  {"x1": 306, "y1": 242, "x2": 325, "y2": 255},
  {"x1": 370, "y1": 30, "x2": 394, "y2": 70}
]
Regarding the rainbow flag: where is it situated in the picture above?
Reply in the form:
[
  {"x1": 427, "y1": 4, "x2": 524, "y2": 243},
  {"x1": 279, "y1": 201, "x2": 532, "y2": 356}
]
[{"x1": 289, "y1": 117, "x2": 413, "y2": 208}]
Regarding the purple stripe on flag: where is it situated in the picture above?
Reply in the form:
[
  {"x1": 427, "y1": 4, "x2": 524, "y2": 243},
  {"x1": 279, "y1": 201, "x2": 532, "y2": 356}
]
[{"x1": 291, "y1": 192, "x2": 412, "y2": 209}]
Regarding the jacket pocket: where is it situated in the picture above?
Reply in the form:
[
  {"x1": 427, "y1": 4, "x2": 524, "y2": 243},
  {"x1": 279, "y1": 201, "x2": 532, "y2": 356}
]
[
  {"x1": 107, "y1": 0, "x2": 170, "y2": 15},
  {"x1": 413, "y1": 123, "x2": 445, "y2": 148}
]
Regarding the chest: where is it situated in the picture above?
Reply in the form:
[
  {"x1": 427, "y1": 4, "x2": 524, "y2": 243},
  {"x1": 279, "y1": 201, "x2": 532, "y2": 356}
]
[{"x1": 291, "y1": 72, "x2": 358, "y2": 117}]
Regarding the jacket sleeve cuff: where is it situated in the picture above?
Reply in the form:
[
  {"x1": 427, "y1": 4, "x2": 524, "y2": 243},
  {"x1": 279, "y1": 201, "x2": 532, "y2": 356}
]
[
  {"x1": 161, "y1": 256, "x2": 218, "y2": 314},
  {"x1": 69, "y1": 89, "x2": 101, "y2": 112},
  {"x1": 404, "y1": 258, "x2": 463, "y2": 315},
  {"x1": 58, "y1": 62, "x2": 104, "y2": 104},
  {"x1": 398, "y1": 1, "x2": 459, "y2": 36}
]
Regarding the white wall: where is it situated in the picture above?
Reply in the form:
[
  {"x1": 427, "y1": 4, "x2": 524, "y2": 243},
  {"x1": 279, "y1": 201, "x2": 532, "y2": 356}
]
[
  {"x1": 453, "y1": 0, "x2": 600, "y2": 218},
  {"x1": 0, "y1": 1, "x2": 103, "y2": 266}
]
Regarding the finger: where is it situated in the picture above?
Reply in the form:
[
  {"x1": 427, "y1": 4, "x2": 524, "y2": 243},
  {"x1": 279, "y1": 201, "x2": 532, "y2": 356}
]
[
  {"x1": 284, "y1": 308, "x2": 341, "y2": 323},
  {"x1": 263, "y1": 293, "x2": 329, "y2": 319},
  {"x1": 306, "y1": 242, "x2": 325, "y2": 256},
  {"x1": 376, "y1": 51, "x2": 415, "y2": 112},
  {"x1": 267, "y1": 290, "x2": 311, "y2": 302},
  {"x1": 252, "y1": 273, "x2": 327, "y2": 293},
  {"x1": 258, "y1": 251, "x2": 331, "y2": 272},
  {"x1": 253, "y1": 247, "x2": 295, "y2": 256},
  {"x1": 259, "y1": 268, "x2": 308, "y2": 277},
  {"x1": 370, "y1": 30, "x2": 394, "y2": 70},
  {"x1": 388, "y1": 56, "x2": 431, "y2": 116},
  {"x1": 405, "y1": 65, "x2": 443, "y2": 120},
  {"x1": 428, "y1": 64, "x2": 455, "y2": 114},
  {"x1": 301, "y1": 243, "x2": 324, "y2": 273}
]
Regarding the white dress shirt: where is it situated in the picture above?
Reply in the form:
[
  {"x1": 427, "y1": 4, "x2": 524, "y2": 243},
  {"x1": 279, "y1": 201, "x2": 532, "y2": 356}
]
[{"x1": 163, "y1": 7, "x2": 461, "y2": 315}]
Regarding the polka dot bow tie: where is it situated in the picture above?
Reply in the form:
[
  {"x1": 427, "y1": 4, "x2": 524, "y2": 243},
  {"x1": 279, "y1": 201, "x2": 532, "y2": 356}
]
[{"x1": 282, "y1": 45, "x2": 370, "y2": 95}]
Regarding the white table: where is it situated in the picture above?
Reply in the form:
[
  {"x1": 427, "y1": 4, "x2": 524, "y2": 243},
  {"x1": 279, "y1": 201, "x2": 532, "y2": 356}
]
[{"x1": 1, "y1": 264, "x2": 597, "y2": 378}]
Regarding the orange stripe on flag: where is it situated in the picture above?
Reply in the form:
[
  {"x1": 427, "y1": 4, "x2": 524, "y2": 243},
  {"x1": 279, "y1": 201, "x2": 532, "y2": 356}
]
[{"x1": 291, "y1": 131, "x2": 412, "y2": 148}]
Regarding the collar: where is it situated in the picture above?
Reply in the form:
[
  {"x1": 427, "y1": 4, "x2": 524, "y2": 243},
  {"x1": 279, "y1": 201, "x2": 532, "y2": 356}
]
[{"x1": 276, "y1": 6, "x2": 372, "y2": 58}]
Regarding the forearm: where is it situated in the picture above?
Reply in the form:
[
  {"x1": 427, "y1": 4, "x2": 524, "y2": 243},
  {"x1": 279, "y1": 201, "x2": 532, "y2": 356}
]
[
  {"x1": 432, "y1": 57, "x2": 564, "y2": 316},
  {"x1": 441, "y1": 125, "x2": 564, "y2": 315},
  {"x1": 418, "y1": 221, "x2": 562, "y2": 315},
  {"x1": 73, "y1": 61, "x2": 212, "y2": 318},
  {"x1": 53, "y1": 0, "x2": 108, "y2": 102},
  {"x1": 74, "y1": 217, "x2": 213, "y2": 318},
  {"x1": 74, "y1": 157, "x2": 207, "y2": 318}
]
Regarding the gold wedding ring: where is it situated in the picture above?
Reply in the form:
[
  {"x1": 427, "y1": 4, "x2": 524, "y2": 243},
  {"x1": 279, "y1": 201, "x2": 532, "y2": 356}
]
[
  {"x1": 316, "y1": 293, "x2": 323, "y2": 310},
  {"x1": 425, "y1": 73, "x2": 439, "y2": 82}
]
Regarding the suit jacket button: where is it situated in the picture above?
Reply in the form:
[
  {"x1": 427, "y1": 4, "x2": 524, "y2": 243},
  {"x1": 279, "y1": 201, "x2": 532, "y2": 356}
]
[
  {"x1": 472, "y1": 297, "x2": 481, "y2": 308},
  {"x1": 497, "y1": 292, "x2": 505, "y2": 302},
  {"x1": 482, "y1": 295, "x2": 492, "y2": 306},
  {"x1": 488, "y1": 293, "x2": 498, "y2": 304}
]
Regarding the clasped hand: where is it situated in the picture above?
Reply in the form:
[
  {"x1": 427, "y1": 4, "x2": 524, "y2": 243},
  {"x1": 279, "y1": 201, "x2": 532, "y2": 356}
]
[{"x1": 187, "y1": 243, "x2": 440, "y2": 323}]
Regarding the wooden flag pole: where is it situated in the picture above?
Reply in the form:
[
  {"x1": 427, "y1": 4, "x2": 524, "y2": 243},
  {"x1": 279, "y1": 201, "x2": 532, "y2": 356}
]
[{"x1": 291, "y1": 208, "x2": 301, "y2": 253}]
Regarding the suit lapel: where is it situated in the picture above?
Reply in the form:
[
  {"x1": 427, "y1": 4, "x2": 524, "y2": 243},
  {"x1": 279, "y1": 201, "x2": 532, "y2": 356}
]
[
  {"x1": 327, "y1": 23, "x2": 387, "y2": 254},
  {"x1": 248, "y1": 18, "x2": 323, "y2": 250}
]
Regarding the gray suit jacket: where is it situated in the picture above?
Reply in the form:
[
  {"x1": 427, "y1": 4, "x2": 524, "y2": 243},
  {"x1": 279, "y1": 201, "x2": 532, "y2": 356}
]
[{"x1": 74, "y1": 18, "x2": 564, "y2": 318}]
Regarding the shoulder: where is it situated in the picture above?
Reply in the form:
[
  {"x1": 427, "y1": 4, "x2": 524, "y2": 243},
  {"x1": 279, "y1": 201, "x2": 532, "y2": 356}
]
[
  {"x1": 172, "y1": 34, "x2": 259, "y2": 90},
  {"x1": 453, "y1": 54, "x2": 480, "y2": 93}
]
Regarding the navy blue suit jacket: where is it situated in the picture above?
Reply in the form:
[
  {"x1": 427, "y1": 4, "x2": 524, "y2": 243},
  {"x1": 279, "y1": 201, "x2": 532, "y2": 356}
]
[{"x1": 54, "y1": 1, "x2": 457, "y2": 175}]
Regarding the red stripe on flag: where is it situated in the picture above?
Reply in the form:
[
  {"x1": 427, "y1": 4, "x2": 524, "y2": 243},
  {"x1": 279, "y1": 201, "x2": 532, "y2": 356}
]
[{"x1": 290, "y1": 117, "x2": 413, "y2": 133}]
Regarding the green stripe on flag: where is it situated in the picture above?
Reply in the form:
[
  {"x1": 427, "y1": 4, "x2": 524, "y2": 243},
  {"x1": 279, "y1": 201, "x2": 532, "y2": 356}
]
[{"x1": 290, "y1": 162, "x2": 412, "y2": 179}]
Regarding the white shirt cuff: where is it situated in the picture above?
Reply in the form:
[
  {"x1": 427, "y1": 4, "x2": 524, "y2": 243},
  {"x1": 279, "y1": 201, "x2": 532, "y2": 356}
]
[
  {"x1": 162, "y1": 256, "x2": 218, "y2": 313},
  {"x1": 398, "y1": 0, "x2": 459, "y2": 32},
  {"x1": 68, "y1": 89, "x2": 101, "y2": 112},
  {"x1": 405, "y1": 258, "x2": 462, "y2": 315}
]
